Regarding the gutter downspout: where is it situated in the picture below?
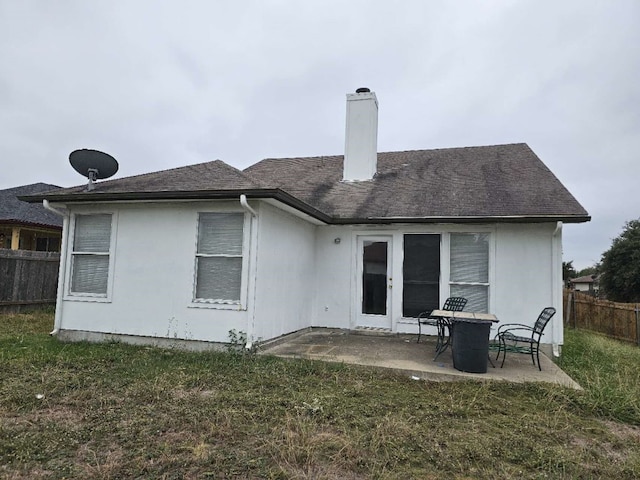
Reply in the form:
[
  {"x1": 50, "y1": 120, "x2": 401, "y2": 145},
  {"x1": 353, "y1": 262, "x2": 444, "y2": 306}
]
[
  {"x1": 240, "y1": 194, "x2": 257, "y2": 218},
  {"x1": 552, "y1": 221, "x2": 562, "y2": 358},
  {"x1": 240, "y1": 195, "x2": 258, "y2": 350},
  {"x1": 43, "y1": 200, "x2": 69, "y2": 336}
]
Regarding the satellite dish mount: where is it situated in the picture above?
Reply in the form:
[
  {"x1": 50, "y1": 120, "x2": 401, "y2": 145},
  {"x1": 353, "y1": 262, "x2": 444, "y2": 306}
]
[
  {"x1": 69, "y1": 149, "x2": 119, "y2": 191},
  {"x1": 86, "y1": 168, "x2": 99, "y2": 189}
]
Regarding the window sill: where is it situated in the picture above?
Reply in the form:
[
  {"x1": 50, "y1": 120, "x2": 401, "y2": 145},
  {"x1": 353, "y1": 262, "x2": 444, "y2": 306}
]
[
  {"x1": 397, "y1": 318, "x2": 419, "y2": 324},
  {"x1": 188, "y1": 301, "x2": 246, "y2": 311},
  {"x1": 63, "y1": 294, "x2": 111, "y2": 303}
]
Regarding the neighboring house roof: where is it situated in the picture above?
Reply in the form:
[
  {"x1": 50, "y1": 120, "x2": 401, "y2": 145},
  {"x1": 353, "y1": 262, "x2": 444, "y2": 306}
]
[
  {"x1": 570, "y1": 275, "x2": 597, "y2": 284},
  {"x1": 0, "y1": 183, "x2": 63, "y2": 229},
  {"x1": 21, "y1": 144, "x2": 590, "y2": 225}
]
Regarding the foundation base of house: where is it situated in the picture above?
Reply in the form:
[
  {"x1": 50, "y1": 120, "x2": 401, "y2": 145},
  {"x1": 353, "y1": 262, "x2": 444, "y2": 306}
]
[
  {"x1": 55, "y1": 329, "x2": 228, "y2": 352},
  {"x1": 53, "y1": 327, "x2": 557, "y2": 360}
]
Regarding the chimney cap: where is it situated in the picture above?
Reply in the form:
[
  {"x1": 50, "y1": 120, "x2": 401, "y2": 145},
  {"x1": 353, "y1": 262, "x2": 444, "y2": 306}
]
[{"x1": 355, "y1": 87, "x2": 370, "y2": 93}]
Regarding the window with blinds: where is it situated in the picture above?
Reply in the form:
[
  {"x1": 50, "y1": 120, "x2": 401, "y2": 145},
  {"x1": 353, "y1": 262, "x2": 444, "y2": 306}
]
[
  {"x1": 194, "y1": 212, "x2": 244, "y2": 303},
  {"x1": 449, "y1": 233, "x2": 490, "y2": 312},
  {"x1": 70, "y1": 214, "x2": 112, "y2": 295}
]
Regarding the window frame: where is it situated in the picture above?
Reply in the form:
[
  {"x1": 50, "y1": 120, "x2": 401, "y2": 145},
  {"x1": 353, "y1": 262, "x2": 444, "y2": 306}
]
[
  {"x1": 448, "y1": 232, "x2": 492, "y2": 313},
  {"x1": 64, "y1": 211, "x2": 117, "y2": 302},
  {"x1": 401, "y1": 233, "x2": 441, "y2": 318},
  {"x1": 190, "y1": 210, "x2": 250, "y2": 310}
]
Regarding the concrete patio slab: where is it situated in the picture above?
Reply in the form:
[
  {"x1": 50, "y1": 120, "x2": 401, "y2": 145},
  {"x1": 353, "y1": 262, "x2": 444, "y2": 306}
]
[{"x1": 259, "y1": 328, "x2": 582, "y2": 390}]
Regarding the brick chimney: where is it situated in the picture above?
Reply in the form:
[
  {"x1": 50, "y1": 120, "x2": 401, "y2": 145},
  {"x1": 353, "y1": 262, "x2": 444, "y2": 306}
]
[{"x1": 343, "y1": 87, "x2": 378, "y2": 181}]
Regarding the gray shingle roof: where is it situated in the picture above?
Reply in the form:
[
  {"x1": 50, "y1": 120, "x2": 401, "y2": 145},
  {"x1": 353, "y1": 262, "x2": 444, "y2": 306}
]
[
  {"x1": 0, "y1": 183, "x2": 63, "y2": 228},
  {"x1": 570, "y1": 275, "x2": 597, "y2": 284},
  {"x1": 245, "y1": 143, "x2": 589, "y2": 222},
  {"x1": 22, "y1": 144, "x2": 589, "y2": 224},
  {"x1": 36, "y1": 160, "x2": 265, "y2": 197}
]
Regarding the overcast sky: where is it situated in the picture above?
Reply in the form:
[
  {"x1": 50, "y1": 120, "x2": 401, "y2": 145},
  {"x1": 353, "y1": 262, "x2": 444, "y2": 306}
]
[{"x1": 1, "y1": 1, "x2": 638, "y2": 269}]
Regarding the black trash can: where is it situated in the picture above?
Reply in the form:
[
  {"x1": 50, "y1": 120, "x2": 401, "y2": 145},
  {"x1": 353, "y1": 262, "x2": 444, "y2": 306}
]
[{"x1": 452, "y1": 319, "x2": 491, "y2": 373}]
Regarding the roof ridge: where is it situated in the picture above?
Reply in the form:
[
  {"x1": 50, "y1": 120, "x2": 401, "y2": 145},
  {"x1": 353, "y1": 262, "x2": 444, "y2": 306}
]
[
  {"x1": 249, "y1": 143, "x2": 530, "y2": 165},
  {"x1": 0, "y1": 182, "x2": 61, "y2": 193},
  {"x1": 378, "y1": 142, "x2": 529, "y2": 155},
  {"x1": 84, "y1": 159, "x2": 228, "y2": 185},
  {"x1": 59, "y1": 159, "x2": 267, "y2": 191}
]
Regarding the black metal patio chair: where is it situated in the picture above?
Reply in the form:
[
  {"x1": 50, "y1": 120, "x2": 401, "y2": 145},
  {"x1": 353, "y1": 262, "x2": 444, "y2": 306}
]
[
  {"x1": 494, "y1": 307, "x2": 556, "y2": 371},
  {"x1": 417, "y1": 297, "x2": 467, "y2": 356}
]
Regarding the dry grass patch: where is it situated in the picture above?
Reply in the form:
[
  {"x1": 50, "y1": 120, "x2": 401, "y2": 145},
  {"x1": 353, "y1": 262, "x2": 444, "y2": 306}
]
[
  {"x1": 1, "y1": 311, "x2": 640, "y2": 479},
  {"x1": 75, "y1": 443, "x2": 126, "y2": 480}
]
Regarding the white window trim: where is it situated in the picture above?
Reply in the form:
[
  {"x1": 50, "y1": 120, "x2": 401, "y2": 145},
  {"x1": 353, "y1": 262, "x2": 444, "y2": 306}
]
[
  {"x1": 400, "y1": 232, "x2": 441, "y2": 320},
  {"x1": 63, "y1": 211, "x2": 118, "y2": 303},
  {"x1": 447, "y1": 231, "x2": 494, "y2": 312},
  {"x1": 395, "y1": 227, "x2": 496, "y2": 321},
  {"x1": 189, "y1": 210, "x2": 251, "y2": 310}
]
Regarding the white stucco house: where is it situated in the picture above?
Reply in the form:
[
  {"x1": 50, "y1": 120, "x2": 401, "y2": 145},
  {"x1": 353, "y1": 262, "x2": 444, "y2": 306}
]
[{"x1": 25, "y1": 89, "x2": 589, "y2": 353}]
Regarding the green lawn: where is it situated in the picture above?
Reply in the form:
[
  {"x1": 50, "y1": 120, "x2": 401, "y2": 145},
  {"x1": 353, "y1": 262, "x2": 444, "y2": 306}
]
[{"x1": 1, "y1": 310, "x2": 639, "y2": 479}]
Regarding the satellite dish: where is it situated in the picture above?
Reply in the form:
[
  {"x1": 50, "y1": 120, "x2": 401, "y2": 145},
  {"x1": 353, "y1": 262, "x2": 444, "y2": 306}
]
[{"x1": 69, "y1": 149, "x2": 118, "y2": 191}]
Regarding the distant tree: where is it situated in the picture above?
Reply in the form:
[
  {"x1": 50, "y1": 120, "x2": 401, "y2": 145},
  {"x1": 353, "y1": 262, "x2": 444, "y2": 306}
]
[
  {"x1": 599, "y1": 219, "x2": 640, "y2": 302},
  {"x1": 577, "y1": 265, "x2": 599, "y2": 278},
  {"x1": 563, "y1": 261, "x2": 577, "y2": 283}
]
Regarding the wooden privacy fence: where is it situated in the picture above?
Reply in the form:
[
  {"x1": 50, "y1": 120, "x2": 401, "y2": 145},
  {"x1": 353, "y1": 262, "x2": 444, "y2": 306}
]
[
  {"x1": 0, "y1": 248, "x2": 60, "y2": 311},
  {"x1": 564, "y1": 289, "x2": 640, "y2": 346}
]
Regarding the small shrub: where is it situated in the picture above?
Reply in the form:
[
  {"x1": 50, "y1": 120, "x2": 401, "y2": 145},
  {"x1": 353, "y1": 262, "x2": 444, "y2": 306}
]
[{"x1": 226, "y1": 329, "x2": 260, "y2": 357}]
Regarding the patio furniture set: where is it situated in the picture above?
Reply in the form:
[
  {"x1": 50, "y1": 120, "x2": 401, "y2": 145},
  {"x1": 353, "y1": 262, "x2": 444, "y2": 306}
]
[{"x1": 417, "y1": 298, "x2": 556, "y2": 373}]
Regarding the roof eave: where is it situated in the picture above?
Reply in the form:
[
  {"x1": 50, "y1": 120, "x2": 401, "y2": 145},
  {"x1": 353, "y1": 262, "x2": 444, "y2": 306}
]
[
  {"x1": 19, "y1": 189, "x2": 333, "y2": 225},
  {"x1": 19, "y1": 192, "x2": 591, "y2": 226},
  {"x1": 330, "y1": 214, "x2": 591, "y2": 225}
]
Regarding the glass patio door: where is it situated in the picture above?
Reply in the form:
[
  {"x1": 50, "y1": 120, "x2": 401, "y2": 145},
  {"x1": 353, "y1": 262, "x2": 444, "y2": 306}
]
[{"x1": 356, "y1": 236, "x2": 392, "y2": 329}]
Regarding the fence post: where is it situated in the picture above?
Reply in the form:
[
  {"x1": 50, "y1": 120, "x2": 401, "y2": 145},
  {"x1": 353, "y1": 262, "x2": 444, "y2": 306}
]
[{"x1": 636, "y1": 304, "x2": 639, "y2": 346}]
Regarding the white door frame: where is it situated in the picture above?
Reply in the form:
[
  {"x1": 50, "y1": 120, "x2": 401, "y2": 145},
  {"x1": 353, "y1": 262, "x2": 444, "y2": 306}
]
[{"x1": 355, "y1": 235, "x2": 393, "y2": 330}]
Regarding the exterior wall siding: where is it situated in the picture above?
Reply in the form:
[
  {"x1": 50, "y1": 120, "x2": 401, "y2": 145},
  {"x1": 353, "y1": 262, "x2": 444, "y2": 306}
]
[
  {"x1": 251, "y1": 203, "x2": 316, "y2": 342},
  {"x1": 313, "y1": 222, "x2": 562, "y2": 346},
  {"x1": 312, "y1": 225, "x2": 355, "y2": 329},
  {"x1": 59, "y1": 202, "x2": 250, "y2": 344},
  {"x1": 493, "y1": 223, "x2": 561, "y2": 346},
  {"x1": 55, "y1": 199, "x2": 563, "y2": 348}
]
